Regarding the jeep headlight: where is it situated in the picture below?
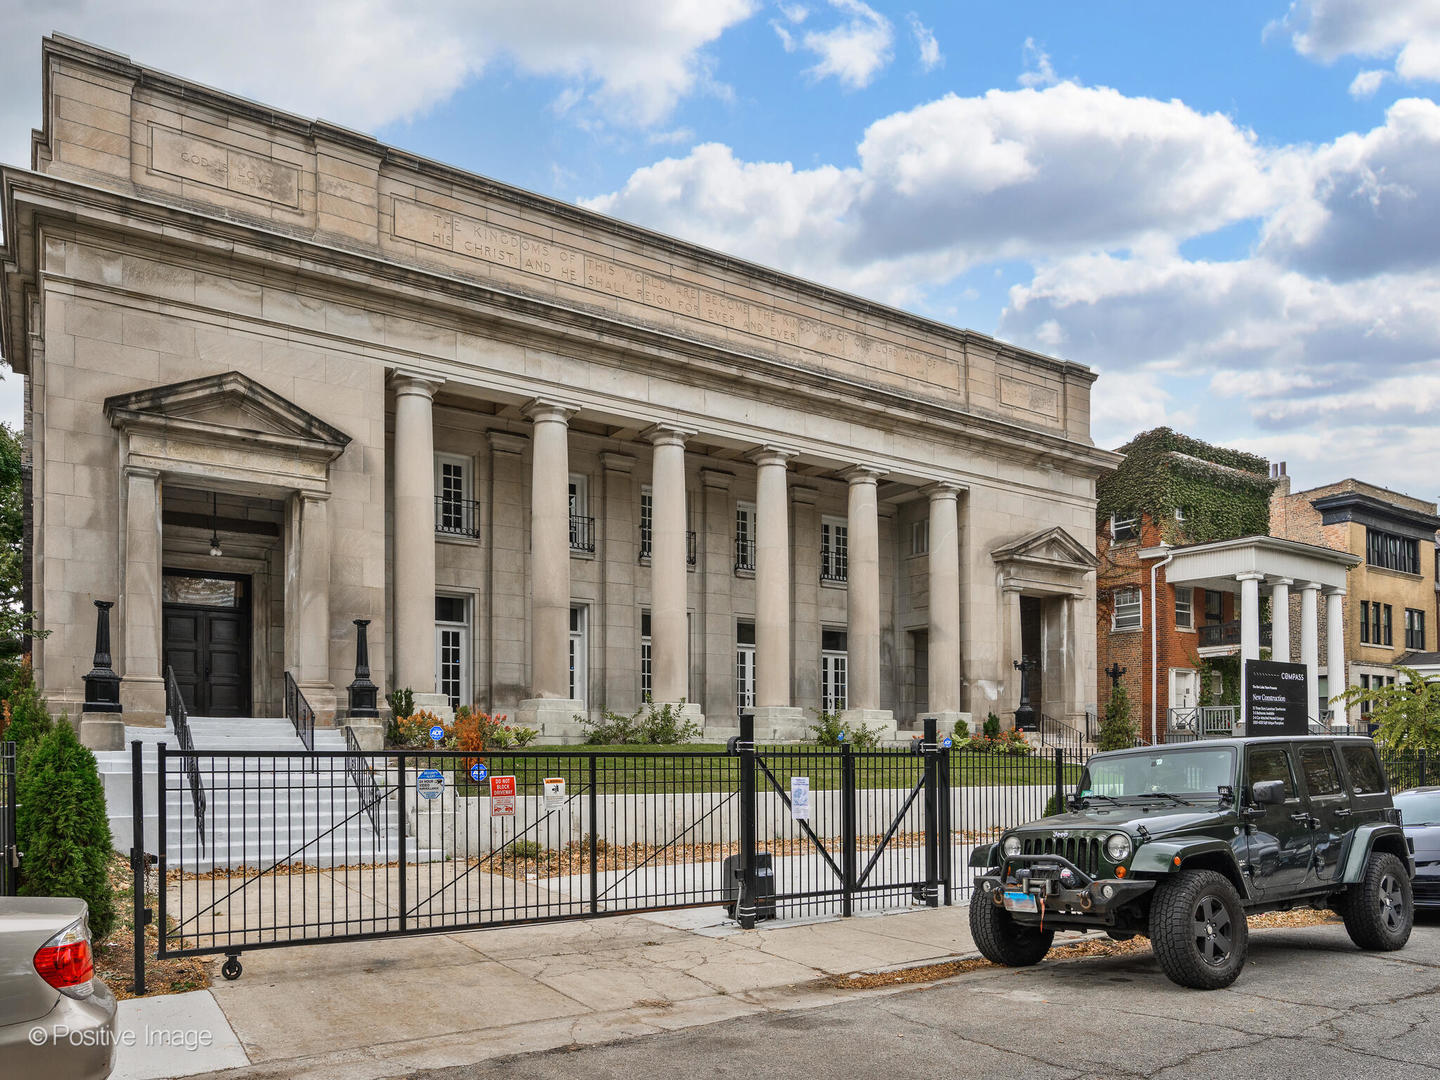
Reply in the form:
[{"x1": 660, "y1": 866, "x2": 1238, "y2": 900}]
[
  {"x1": 1002, "y1": 836, "x2": 1023, "y2": 858},
  {"x1": 1104, "y1": 833, "x2": 1133, "y2": 862}
]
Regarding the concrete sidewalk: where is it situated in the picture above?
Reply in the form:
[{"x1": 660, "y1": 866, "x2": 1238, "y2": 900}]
[{"x1": 117, "y1": 901, "x2": 1028, "y2": 1080}]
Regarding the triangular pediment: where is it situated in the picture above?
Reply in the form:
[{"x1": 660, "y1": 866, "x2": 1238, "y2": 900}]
[
  {"x1": 991, "y1": 526, "x2": 1098, "y2": 570},
  {"x1": 104, "y1": 371, "x2": 351, "y2": 459}
]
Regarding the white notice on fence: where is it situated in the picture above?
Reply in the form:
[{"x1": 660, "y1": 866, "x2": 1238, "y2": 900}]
[
  {"x1": 543, "y1": 777, "x2": 566, "y2": 812},
  {"x1": 790, "y1": 776, "x2": 811, "y2": 820}
]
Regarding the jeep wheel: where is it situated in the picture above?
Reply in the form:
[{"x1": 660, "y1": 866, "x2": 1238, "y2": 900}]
[
  {"x1": 969, "y1": 894, "x2": 1055, "y2": 966},
  {"x1": 1341, "y1": 852, "x2": 1413, "y2": 952},
  {"x1": 1149, "y1": 870, "x2": 1248, "y2": 990},
  {"x1": 1105, "y1": 931, "x2": 1137, "y2": 942}
]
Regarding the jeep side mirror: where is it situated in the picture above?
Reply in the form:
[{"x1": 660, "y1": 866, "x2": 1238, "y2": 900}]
[{"x1": 1251, "y1": 780, "x2": 1286, "y2": 805}]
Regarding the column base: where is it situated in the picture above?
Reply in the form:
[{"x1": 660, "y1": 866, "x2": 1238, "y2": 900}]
[
  {"x1": 410, "y1": 692, "x2": 455, "y2": 722},
  {"x1": 120, "y1": 676, "x2": 166, "y2": 726},
  {"x1": 517, "y1": 698, "x2": 587, "y2": 742},
  {"x1": 749, "y1": 706, "x2": 809, "y2": 742},
  {"x1": 345, "y1": 720, "x2": 385, "y2": 750},
  {"x1": 838, "y1": 708, "x2": 898, "y2": 742},
  {"x1": 298, "y1": 682, "x2": 339, "y2": 725},
  {"x1": 79, "y1": 711, "x2": 126, "y2": 751}
]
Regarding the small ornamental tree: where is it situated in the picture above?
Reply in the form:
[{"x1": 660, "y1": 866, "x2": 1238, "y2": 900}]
[
  {"x1": 1335, "y1": 667, "x2": 1440, "y2": 754},
  {"x1": 16, "y1": 720, "x2": 116, "y2": 941},
  {"x1": 1098, "y1": 684, "x2": 1138, "y2": 752}
]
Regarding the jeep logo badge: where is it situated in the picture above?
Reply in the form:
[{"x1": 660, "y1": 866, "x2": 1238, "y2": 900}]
[{"x1": 1052, "y1": 831, "x2": 1070, "y2": 839}]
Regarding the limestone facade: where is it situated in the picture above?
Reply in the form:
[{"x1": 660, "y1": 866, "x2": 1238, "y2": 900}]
[{"x1": 0, "y1": 37, "x2": 1116, "y2": 742}]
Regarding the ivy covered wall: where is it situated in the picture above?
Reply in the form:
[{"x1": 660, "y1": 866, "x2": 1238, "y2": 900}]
[{"x1": 1097, "y1": 427, "x2": 1275, "y2": 546}]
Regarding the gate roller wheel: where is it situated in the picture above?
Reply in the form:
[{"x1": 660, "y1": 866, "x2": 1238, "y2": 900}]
[{"x1": 221, "y1": 956, "x2": 243, "y2": 981}]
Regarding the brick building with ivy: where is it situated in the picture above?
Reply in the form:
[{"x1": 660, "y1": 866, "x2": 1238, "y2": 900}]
[{"x1": 1095, "y1": 429, "x2": 1276, "y2": 742}]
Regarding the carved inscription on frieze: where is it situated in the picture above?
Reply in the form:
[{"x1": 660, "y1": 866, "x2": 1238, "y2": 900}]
[
  {"x1": 999, "y1": 376, "x2": 1060, "y2": 418},
  {"x1": 391, "y1": 196, "x2": 950, "y2": 380},
  {"x1": 149, "y1": 125, "x2": 301, "y2": 208}
]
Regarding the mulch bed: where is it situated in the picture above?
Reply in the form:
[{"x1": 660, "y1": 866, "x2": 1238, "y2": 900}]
[{"x1": 95, "y1": 854, "x2": 212, "y2": 1000}]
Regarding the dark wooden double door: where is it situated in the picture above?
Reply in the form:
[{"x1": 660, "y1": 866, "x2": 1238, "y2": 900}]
[{"x1": 163, "y1": 572, "x2": 252, "y2": 717}]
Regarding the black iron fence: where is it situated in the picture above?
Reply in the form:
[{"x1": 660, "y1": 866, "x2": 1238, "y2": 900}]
[
  {"x1": 163, "y1": 664, "x2": 206, "y2": 851},
  {"x1": 1, "y1": 741, "x2": 15, "y2": 897},
  {"x1": 434, "y1": 496, "x2": 481, "y2": 538},
  {"x1": 569, "y1": 514, "x2": 595, "y2": 553}
]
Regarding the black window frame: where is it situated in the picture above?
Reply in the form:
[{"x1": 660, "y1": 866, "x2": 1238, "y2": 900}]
[{"x1": 1366, "y1": 527, "x2": 1420, "y2": 574}]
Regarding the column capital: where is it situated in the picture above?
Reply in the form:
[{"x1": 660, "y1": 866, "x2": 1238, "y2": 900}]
[
  {"x1": 297, "y1": 490, "x2": 331, "y2": 505},
  {"x1": 842, "y1": 464, "x2": 887, "y2": 485},
  {"x1": 487, "y1": 430, "x2": 528, "y2": 455},
  {"x1": 1297, "y1": 580, "x2": 1323, "y2": 593},
  {"x1": 523, "y1": 398, "x2": 578, "y2": 424},
  {"x1": 599, "y1": 451, "x2": 636, "y2": 474},
  {"x1": 389, "y1": 368, "x2": 445, "y2": 398},
  {"x1": 923, "y1": 480, "x2": 963, "y2": 502},
  {"x1": 642, "y1": 423, "x2": 695, "y2": 448},
  {"x1": 1234, "y1": 571, "x2": 1267, "y2": 583},
  {"x1": 701, "y1": 468, "x2": 735, "y2": 491},
  {"x1": 1269, "y1": 577, "x2": 1294, "y2": 588},
  {"x1": 123, "y1": 464, "x2": 160, "y2": 481},
  {"x1": 1323, "y1": 585, "x2": 1346, "y2": 597},
  {"x1": 747, "y1": 444, "x2": 797, "y2": 468}
]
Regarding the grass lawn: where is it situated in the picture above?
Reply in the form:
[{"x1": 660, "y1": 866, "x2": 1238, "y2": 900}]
[{"x1": 386, "y1": 745, "x2": 1082, "y2": 795}]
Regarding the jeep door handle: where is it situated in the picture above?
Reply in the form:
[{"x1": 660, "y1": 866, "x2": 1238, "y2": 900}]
[
  {"x1": 1333, "y1": 808, "x2": 1352, "y2": 818},
  {"x1": 1290, "y1": 812, "x2": 1317, "y2": 827}
]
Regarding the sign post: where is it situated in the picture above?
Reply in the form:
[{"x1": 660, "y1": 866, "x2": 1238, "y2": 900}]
[{"x1": 1245, "y1": 659, "x2": 1309, "y2": 736}]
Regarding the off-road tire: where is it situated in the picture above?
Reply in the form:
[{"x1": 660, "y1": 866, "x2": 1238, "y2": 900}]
[
  {"x1": 1106, "y1": 931, "x2": 1137, "y2": 942},
  {"x1": 1149, "y1": 869, "x2": 1248, "y2": 990},
  {"x1": 1341, "y1": 852, "x2": 1413, "y2": 951},
  {"x1": 969, "y1": 893, "x2": 1055, "y2": 967}
]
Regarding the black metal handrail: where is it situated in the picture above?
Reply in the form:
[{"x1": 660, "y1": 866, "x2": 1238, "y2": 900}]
[
  {"x1": 569, "y1": 514, "x2": 596, "y2": 553},
  {"x1": 1198, "y1": 620, "x2": 1273, "y2": 648},
  {"x1": 1035, "y1": 711, "x2": 1087, "y2": 749},
  {"x1": 735, "y1": 537, "x2": 756, "y2": 572},
  {"x1": 164, "y1": 665, "x2": 207, "y2": 851},
  {"x1": 284, "y1": 671, "x2": 316, "y2": 756},
  {"x1": 639, "y1": 530, "x2": 698, "y2": 565},
  {"x1": 343, "y1": 725, "x2": 384, "y2": 834},
  {"x1": 434, "y1": 496, "x2": 481, "y2": 538}
]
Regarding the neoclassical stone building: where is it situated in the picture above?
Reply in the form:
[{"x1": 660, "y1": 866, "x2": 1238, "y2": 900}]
[{"x1": 1, "y1": 37, "x2": 1116, "y2": 745}]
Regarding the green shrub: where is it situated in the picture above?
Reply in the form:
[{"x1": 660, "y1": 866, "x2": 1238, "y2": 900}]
[
  {"x1": 1043, "y1": 794, "x2": 1064, "y2": 817},
  {"x1": 982, "y1": 712, "x2": 1001, "y2": 739},
  {"x1": 1098, "y1": 685, "x2": 1138, "y2": 752},
  {"x1": 809, "y1": 710, "x2": 882, "y2": 749},
  {"x1": 4, "y1": 669, "x2": 54, "y2": 775},
  {"x1": 579, "y1": 701, "x2": 701, "y2": 745},
  {"x1": 384, "y1": 687, "x2": 415, "y2": 744},
  {"x1": 953, "y1": 717, "x2": 968, "y2": 739},
  {"x1": 508, "y1": 840, "x2": 543, "y2": 859},
  {"x1": 16, "y1": 721, "x2": 115, "y2": 941}
]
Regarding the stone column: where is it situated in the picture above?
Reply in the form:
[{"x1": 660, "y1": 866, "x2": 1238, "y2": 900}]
[
  {"x1": 391, "y1": 371, "x2": 446, "y2": 714},
  {"x1": 296, "y1": 491, "x2": 337, "y2": 721},
  {"x1": 790, "y1": 484, "x2": 820, "y2": 715},
  {"x1": 1300, "y1": 582, "x2": 1321, "y2": 724},
  {"x1": 1237, "y1": 572, "x2": 1263, "y2": 663},
  {"x1": 646, "y1": 425, "x2": 703, "y2": 728},
  {"x1": 518, "y1": 400, "x2": 583, "y2": 737},
  {"x1": 120, "y1": 465, "x2": 165, "y2": 724},
  {"x1": 701, "y1": 469, "x2": 737, "y2": 736},
  {"x1": 749, "y1": 446, "x2": 804, "y2": 738},
  {"x1": 840, "y1": 465, "x2": 894, "y2": 737},
  {"x1": 1270, "y1": 578, "x2": 1293, "y2": 663},
  {"x1": 926, "y1": 482, "x2": 963, "y2": 729},
  {"x1": 1325, "y1": 587, "x2": 1347, "y2": 725},
  {"x1": 600, "y1": 452, "x2": 638, "y2": 714},
  {"x1": 487, "y1": 432, "x2": 528, "y2": 712}
]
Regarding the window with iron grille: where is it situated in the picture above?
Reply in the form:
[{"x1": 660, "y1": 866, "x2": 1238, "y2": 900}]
[
  {"x1": 736, "y1": 620, "x2": 756, "y2": 714},
  {"x1": 434, "y1": 454, "x2": 475, "y2": 536},
  {"x1": 735, "y1": 501, "x2": 756, "y2": 571},
  {"x1": 820, "y1": 516, "x2": 848, "y2": 582},
  {"x1": 821, "y1": 628, "x2": 848, "y2": 712},
  {"x1": 1112, "y1": 587, "x2": 1142, "y2": 632},
  {"x1": 639, "y1": 486, "x2": 653, "y2": 559}
]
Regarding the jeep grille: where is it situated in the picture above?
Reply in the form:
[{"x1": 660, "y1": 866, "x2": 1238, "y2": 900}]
[{"x1": 1022, "y1": 836, "x2": 1103, "y2": 878}]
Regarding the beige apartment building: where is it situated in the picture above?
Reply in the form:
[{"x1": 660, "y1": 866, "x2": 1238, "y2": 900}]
[
  {"x1": 0, "y1": 37, "x2": 1116, "y2": 747},
  {"x1": 1271, "y1": 473, "x2": 1440, "y2": 723}
]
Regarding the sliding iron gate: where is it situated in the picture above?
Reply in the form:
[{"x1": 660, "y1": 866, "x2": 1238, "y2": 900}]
[
  {"x1": 135, "y1": 718, "x2": 1072, "y2": 986},
  {"x1": 1, "y1": 741, "x2": 15, "y2": 897}
]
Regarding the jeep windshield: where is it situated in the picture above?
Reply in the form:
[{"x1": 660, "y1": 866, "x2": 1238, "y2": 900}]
[{"x1": 1079, "y1": 746, "x2": 1237, "y2": 802}]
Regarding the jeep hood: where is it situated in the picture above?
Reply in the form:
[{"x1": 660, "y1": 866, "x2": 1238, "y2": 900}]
[{"x1": 1018, "y1": 804, "x2": 1231, "y2": 838}]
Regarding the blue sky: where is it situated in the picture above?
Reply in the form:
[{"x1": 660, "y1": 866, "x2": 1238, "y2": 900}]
[{"x1": 2, "y1": 1, "x2": 1439, "y2": 496}]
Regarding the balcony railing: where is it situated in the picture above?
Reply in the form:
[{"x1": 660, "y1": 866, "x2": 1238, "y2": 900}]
[
  {"x1": 638, "y1": 531, "x2": 698, "y2": 565},
  {"x1": 820, "y1": 549, "x2": 847, "y2": 583},
  {"x1": 1197, "y1": 620, "x2": 1272, "y2": 649},
  {"x1": 1167, "y1": 705, "x2": 1240, "y2": 737},
  {"x1": 735, "y1": 537, "x2": 756, "y2": 572},
  {"x1": 569, "y1": 514, "x2": 595, "y2": 553},
  {"x1": 435, "y1": 496, "x2": 481, "y2": 538}
]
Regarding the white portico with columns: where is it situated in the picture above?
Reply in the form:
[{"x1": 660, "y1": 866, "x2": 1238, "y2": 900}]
[{"x1": 2, "y1": 36, "x2": 1118, "y2": 746}]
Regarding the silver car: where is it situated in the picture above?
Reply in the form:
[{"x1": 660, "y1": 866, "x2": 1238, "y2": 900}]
[{"x1": 0, "y1": 897, "x2": 118, "y2": 1079}]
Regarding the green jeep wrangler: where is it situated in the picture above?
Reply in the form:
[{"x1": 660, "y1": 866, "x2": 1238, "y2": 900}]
[{"x1": 969, "y1": 736, "x2": 1415, "y2": 989}]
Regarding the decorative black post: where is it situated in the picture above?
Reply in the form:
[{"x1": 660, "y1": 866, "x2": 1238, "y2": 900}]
[
  {"x1": 346, "y1": 619, "x2": 379, "y2": 718},
  {"x1": 83, "y1": 600, "x2": 122, "y2": 713},
  {"x1": 1105, "y1": 663, "x2": 1127, "y2": 689},
  {"x1": 1013, "y1": 656, "x2": 1038, "y2": 732}
]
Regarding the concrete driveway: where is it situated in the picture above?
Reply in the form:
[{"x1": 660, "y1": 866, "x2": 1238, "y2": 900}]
[{"x1": 410, "y1": 918, "x2": 1440, "y2": 1080}]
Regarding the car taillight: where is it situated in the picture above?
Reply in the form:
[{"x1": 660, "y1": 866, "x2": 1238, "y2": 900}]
[{"x1": 33, "y1": 918, "x2": 95, "y2": 999}]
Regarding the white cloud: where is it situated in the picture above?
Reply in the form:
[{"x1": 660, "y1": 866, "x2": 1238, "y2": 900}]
[
  {"x1": 794, "y1": 0, "x2": 894, "y2": 89},
  {"x1": 908, "y1": 13, "x2": 943, "y2": 72},
  {"x1": 1285, "y1": 0, "x2": 1440, "y2": 84},
  {"x1": 1018, "y1": 37, "x2": 1059, "y2": 88},
  {"x1": 0, "y1": 1, "x2": 757, "y2": 167},
  {"x1": 1349, "y1": 68, "x2": 1389, "y2": 96}
]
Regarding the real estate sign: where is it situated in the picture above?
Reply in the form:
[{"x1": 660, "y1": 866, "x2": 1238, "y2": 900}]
[{"x1": 1245, "y1": 659, "x2": 1309, "y2": 735}]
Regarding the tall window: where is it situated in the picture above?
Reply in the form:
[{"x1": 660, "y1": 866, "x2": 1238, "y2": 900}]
[
  {"x1": 569, "y1": 605, "x2": 587, "y2": 701},
  {"x1": 569, "y1": 475, "x2": 592, "y2": 552},
  {"x1": 639, "y1": 486, "x2": 653, "y2": 559},
  {"x1": 1363, "y1": 601, "x2": 1394, "y2": 646},
  {"x1": 820, "y1": 516, "x2": 848, "y2": 582},
  {"x1": 435, "y1": 595, "x2": 470, "y2": 709},
  {"x1": 1112, "y1": 587, "x2": 1142, "y2": 632},
  {"x1": 434, "y1": 454, "x2": 474, "y2": 536},
  {"x1": 821, "y1": 628, "x2": 848, "y2": 712},
  {"x1": 1405, "y1": 608, "x2": 1427, "y2": 650},
  {"x1": 735, "y1": 501, "x2": 757, "y2": 571},
  {"x1": 910, "y1": 518, "x2": 929, "y2": 556},
  {"x1": 1174, "y1": 588, "x2": 1193, "y2": 630},
  {"x1": 1359, "y1": 673, "x2": 1397, "y2": 716},
  {"x1": 1203, "y1": 589, "x2": 1224, "y2": 625},
  {"x1": 640, "y1": 609, "x2": 652, "y2": 699},
  {"x1": 1366, "y1": 528, "x2": 1420, "y2": 574},
  {"x1": 736, "y1": 620, "x2": 756, "y2": 714}
]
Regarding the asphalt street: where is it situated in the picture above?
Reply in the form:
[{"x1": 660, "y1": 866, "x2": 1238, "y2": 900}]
[{"x1": 408, "y1": 917, "x2": 1440, "y2": 1080}]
